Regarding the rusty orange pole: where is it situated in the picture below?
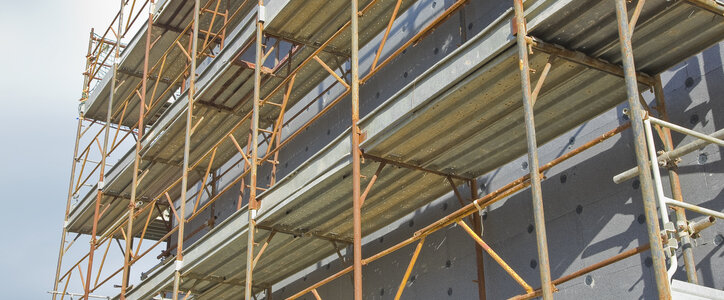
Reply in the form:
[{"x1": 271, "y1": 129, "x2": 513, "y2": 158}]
[
  {"x1": 121, "y1": 1, "x2": 153, "y2": 298},
  {"x1": 173, "y1": 0, "x2": 200, "y2": 298},
  {"x1": 457, "y1": 220, "x2": 533, "y2": 293},
  {"x1": 512, "y1": 0, "x2": 553, "y2": 297},
  {"x1": 54, "y1": 118, "x2": 83, "y2": 300},
  {"x1": 245, "y1": 1, "x2": 264, "y2": 299},
  {"x1": 54, "y1": 27, "x2": 95, "y2": 300},
  {"x1": 613, "y1": 0, "x2": 671, "y2": 297},
  {"x1": 653, "y1": 75, "x2": 698, "y2": 283},
  {"x1": 510, "y1": 244, "x2": 652, "y2": 300},
  {"x1": 84, "y1": 2, "x2": 123, "y2": 299},
  {"x1": 287, "y1": 124, "x2": 629, "y2": 299},
  {"x1": 393, "y1": 238, "x2": 425, "y2": 300},
  {"x1": 470, "y1": 179, "x2": 486, "y2": 300}
]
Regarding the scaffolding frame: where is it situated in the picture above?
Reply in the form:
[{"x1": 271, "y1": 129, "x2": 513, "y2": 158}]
[
  {"x1": 283, "y1": 1, "x2": 723, "y2": 299},
  {"x1": 52, "y1": 0, "x2": 724, "y2": 299},
  {"x1": 54, "y1": 0, "x2": 240, "y2": 299}
]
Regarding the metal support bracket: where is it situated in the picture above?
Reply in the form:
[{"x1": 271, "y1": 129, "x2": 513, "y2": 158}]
[{"x1": 662, "y1": 222, "x2": 678, "y2": 256}]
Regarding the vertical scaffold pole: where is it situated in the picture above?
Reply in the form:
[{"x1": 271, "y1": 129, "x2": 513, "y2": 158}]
[
  {"x1": 350, "y1": 0, "x2": 363, "y2": 299},
  {"x1": 613, "y1": 0, "x2": 671, "y2": 297},
  {"x1": 653, "y1": 75, "x2": 698, "y2": 284},
  {"x1": 85, "y1": 2, "x2": 123, "y2": 299},
  {"x1": 512, "y1": 1, "x2": 553, "y2": 298},
  {"x1": 245, "y1": 1, "x2": 264, "y2": 299},
  {"x1": 173, "y1": 0, "x2": 200, "y2": 298},
  {"x1": 470, "y1": 179, "x2": 486, "y2": 300},
  {"x1": 54, "y1": 27, "x2": 95, "y2": 300},
  {"x1": 54, "y1": 118, "x2": 83, "y2": 300},
  {"x1": 121, "y1": 1, "x2": 154, "y2": 298}
]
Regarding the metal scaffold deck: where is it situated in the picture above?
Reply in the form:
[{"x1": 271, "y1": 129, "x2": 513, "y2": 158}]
[{"x1": 52, "y1": 0, "x2": 724, "y2": 299}]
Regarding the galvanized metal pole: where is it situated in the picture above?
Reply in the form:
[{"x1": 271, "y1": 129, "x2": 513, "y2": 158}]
[
  {"x1": 173, "y1": 0, "x2": 200, "y2": 298},
  {"x1": 245, "y1": 1, "x2": 264, "y2": 299},
  {"x1": 653, "y1": 75, "x2": 698, "y2": 283},
  {"x1": 613, "y1": 0, "x2": 672, "y2": 297},
  {"x1": 350, "y1": 0, "x2": 363, "y2": 299},
  {"x1": 512, "y1": 0, "x2": 553, "y2": 298},
  {"x1": 121, "y1": 1, "x2": 154, "y2": 298},
  {"x1": 470, "y1": 180, "x2": 486, "y2": 300},
  {"x1": 85, "y1": 3, "x2": 123, "y2": 299}
]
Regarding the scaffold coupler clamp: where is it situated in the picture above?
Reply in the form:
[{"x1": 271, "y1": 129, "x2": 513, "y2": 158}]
[
  {"x1": 676, "y1": 219, "x2": 691, "y2": 240},
  {"x1": 657, "y1": 150, "x2": 681, "y2": 169},
  {"x1": 641, "y1": 110, "x2": 650, "y2": 121},
  {"x1": 473, "y1": 199, "x2": 484, "y2": 235},
  {"x1": 78, "y1": 100, "x2": 88, "y2": 116},
  {"x1": 662, "y1": 222, "x2": 678, "y2": 257},
  {"x1": 176, "y1": 260, "x2": 184, "y2": 271}
]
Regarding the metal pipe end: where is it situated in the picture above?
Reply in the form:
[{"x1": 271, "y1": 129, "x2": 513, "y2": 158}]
[{"x1": 689, "y1": 216, "x2": 716, "y2": 238}]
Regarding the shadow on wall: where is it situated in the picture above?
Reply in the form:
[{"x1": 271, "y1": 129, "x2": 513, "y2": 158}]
[{"x1": 269, "y1": 42, "x2": 724, "y2": 300}]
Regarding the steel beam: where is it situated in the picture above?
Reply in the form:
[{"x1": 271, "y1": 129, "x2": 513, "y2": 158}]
[
  {"x1": 264, "y1": 32, "x2": 350, "y2": 58},
  {"x1": 525, "y1": 36, "x2": 656, "y2": 87},
  {"x1": 255, "y1": 225, "x2": 353, "y2": 245},
  {"x1": 117, "y1": 67, "x2": 179, "y2": 86},
  {"x1": 363, "y1": 153, "x2": 471, "y2": 181}
]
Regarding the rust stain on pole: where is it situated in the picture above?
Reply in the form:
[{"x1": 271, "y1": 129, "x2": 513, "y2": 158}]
[
  {"x1": 613, "y1": 0, "x2": 671, "y2": 297},
  {"x1": 470, "y1": 179, "x2": 486, "y2": 300},
  {"x1": 350, "y1": 0, "x2": 363, "y2": 298},
  {"x1": 512, "y1": 0, "x2": 553, "y2": 298}
]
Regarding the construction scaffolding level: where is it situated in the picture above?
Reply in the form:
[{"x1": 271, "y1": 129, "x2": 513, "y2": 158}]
[{"x1": 52, "y1": 0, "x2": 724, "y2": 299}]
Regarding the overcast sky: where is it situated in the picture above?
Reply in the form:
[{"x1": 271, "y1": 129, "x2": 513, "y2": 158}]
[{"x1": 0, "y1": 1, "x2": 142, "y2": 299}]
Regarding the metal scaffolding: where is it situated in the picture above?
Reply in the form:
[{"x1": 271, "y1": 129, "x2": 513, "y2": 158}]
[{"x1": 52, "y1": 0, "x2": 724, "y2": 299}]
